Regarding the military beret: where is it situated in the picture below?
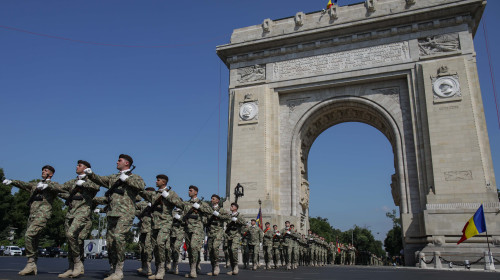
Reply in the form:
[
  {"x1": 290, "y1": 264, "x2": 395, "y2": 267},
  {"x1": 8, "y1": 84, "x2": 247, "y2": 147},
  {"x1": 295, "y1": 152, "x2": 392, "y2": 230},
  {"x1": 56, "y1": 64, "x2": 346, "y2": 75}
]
[
  {"x1": 231, "y1": 202, "x2": 239, "y2": 209},
  {"x1": 211, "y1": 194, "x2": 220, "y2": 200},
  {"x1": 77, "y1": 160, "x2": 91, "y2": 168},
  {"x1": 42, "y1": 165, "x2": 55, "y2": 174},
  {"x1": 251, "y1": 219, "x2": 256, "y2": 222},
  {"x1": 265, "y1": 222, "x2": 270, "y2": 225},
  {"x1": 156, "y1": 174, "x2": 169, "y2": 182},
  {"x1": 119, "y1": 154, "x2": 133, "y2": 165},
  {"x1": 189, "y1": 185, "x2": 198, "y2": 192}
]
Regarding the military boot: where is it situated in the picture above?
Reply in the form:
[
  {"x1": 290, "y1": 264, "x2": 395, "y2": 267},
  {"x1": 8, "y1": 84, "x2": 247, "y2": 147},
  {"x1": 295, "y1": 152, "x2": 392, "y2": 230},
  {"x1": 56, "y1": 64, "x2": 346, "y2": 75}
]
[
  {"x1": 265, "y1": 263, "x2": 270, "y2": 269},
  {"x1": 184, "y1": 263, "x2": 197, "y2": 278},
  {"x1": 165, "y1": 262, "x2": 171, "y2": 272},
  {"x1": 19, "y1": 258, "x2": 37, "y2": 276},
  {"x1": 226, "y1": 265, "x2": 235, "y2": 275},
  {"x1": 173, "y1": 262, "x2": 179, "y2": 275},
  {"x1": 154, "y1": 262, "x2": 165, "y2": 280},
  {"x1": 71, "y1": 258, "x2": 84, "y2": 278},
  {"x1": 286, "y1": 263, "x2": 291, "y2": 270},
  {"x1": 206, "y1": 263, "x2": 219, "y2": 276},
  {"x1": 80, "y1": 265, "x2": 84, "y2": 275},
  {"x1": 58, "y1": 262, "x2": 74, "y2": 278},
  {"x1": 225, "y1": 260, "x2": 230, "y2": 268},
  {"x1": 137, "y1": 261, "x2": 145, "y2": 273},
  {"x1": 252, "y1": 263, "x2": 257, "y2": 270},
  {"x1": 104, "y1": 261, "x2": 124, "y2": 280}
]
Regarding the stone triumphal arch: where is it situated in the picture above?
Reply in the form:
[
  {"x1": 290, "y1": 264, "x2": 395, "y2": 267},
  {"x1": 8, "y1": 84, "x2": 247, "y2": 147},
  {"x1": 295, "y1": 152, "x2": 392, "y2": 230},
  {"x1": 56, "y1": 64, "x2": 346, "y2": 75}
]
[{"x1": 217, "y1": 0, "x2": 499, "y2": 264}]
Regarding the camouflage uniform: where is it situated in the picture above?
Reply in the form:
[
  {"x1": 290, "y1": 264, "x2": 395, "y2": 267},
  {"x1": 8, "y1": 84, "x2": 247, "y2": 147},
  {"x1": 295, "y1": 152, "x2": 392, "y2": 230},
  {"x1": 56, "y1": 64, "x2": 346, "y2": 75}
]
[
  {"x1": 141, "y1": 188, "x2": 182, "y2": 279},
  {"x1": 241, "y1": 226, "x2": 250, "y2": 269},
  {"x1": 168, "y1": 208, "x2": 184, "y2": 275},
  {"x1": 262, "y1": 227, "x2": 273, "y2": 269},
  {"x1": 248, "y1": 225, "x2": 263, "y2": 270},
  {"x1": 225, "y1": 212, "x2": 246, "y2": 275},
  {"x1": 87, "y1": 170, "x2": 145, "y2": 279},
  {"x1": 10, "y1": 179, "x2": 59, "y2": 269},
  {"x1": 280, "y1": 227, "x2": 293, "y2": 269},
  {"x1": 180, "y1": 197, "x2": 211, "y2": 278},
  {"x1": 205, "y1": 204, "x2": 229, "y2": 275},
  {"x1": 271, "y1": 229, "x2": 282, "y2": 268},
  {"x1": 56, "y1": 175, "x2": 99, "y2": 277},
  {"x1": 135, "y1": 200, "x2": 153, "y2": 275},
  {"x1": 290, "y1": 230, "x2": 300, "y2": 268}
]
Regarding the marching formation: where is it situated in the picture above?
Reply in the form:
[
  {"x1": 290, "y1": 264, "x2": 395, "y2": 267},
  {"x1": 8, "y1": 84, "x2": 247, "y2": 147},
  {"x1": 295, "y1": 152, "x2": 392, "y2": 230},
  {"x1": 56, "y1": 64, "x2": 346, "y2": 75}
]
[{"x1": 2, "y1": 154, "x2": 354, "y2": 280}]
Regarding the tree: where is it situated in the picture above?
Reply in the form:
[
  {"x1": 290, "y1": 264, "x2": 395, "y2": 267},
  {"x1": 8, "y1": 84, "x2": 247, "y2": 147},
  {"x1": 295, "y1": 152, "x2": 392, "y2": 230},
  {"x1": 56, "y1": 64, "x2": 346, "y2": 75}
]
[
  {"x1": 0, "y1": 169, "x2": 14, "y2": 235},
  {"x1": 309, "y1": 216, "x2": 341, "y2": 243},
  {"x1": 341, "y1": 225, "x2": 384, "y2": 257},
  {"x1": 384, "y1": 209, "x2": 403, "y2": 257}
]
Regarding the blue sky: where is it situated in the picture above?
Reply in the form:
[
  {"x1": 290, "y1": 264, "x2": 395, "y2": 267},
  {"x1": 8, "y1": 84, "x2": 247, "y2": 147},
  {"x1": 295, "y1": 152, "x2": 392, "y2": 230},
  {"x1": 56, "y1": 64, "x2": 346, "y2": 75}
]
[{"x1": 1, "y1": 0, "x2": 499, "y2": 242}]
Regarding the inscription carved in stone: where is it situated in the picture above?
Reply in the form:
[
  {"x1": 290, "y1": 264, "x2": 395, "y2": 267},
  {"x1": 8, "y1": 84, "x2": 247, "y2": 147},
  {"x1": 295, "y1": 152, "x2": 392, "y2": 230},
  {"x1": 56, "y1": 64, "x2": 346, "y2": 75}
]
[
  {"x1": 237, "y1": 65, "x2": 266, "y2": 83},
  {"x1": 444, "y1": 170, "x2": 472, "y2": 181},
  {"x1": 418, "y1": 33, "x2": 460, "y2": 56},
  {"x1": 273, "y1": 42, "x2": 410, "y2": 80}
]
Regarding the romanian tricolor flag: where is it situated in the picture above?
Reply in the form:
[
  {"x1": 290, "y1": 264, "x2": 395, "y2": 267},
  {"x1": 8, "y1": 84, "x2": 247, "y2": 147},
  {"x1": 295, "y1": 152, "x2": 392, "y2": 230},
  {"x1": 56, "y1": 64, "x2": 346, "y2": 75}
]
[
  {"x1": 457, "y1": 204, "x2": 487, "y2": 245},
  {"x1": 327, "y1": 0, "x2": 337, "y2": 9},
  {"x1": 256, "y1": 206, "x2": 263, "y2": 229},
  {"x1": 336, "y1": 238, "x2": 341, "y2": 253}
]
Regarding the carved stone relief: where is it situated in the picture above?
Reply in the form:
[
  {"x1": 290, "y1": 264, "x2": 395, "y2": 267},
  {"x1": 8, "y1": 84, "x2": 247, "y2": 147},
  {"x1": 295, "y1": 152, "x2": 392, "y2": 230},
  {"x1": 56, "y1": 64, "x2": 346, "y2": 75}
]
[
  {"x1": 418, "y1": 33, "x2": 460, "y2": 56},
  {"x1": 299, "y1": 180, "x2": 310, "y2": 212},
  {"x1": 373, "y1": 87, "x2": 400, "y2": 104},
  {"x1": 237, "y1": 65, "x2": 266, "y2": 83},
  {"x1": 390, "y1": 174, "x2": 401, "y2": 206},
  {"x1": 444, "y1": 170, "x2": 473, "y2": 181}
]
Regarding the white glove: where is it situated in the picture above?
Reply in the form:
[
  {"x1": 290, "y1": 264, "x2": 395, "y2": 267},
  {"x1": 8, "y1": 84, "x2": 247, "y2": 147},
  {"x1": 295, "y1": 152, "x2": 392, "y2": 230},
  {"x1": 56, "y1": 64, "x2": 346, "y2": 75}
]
[
  {"x1": 161, "y1": 190, "x2": 169, "y2": 198},
  {"x1": 213, "y1": 211, "x2": 219, "y2": 217},
  {"x1": 174, "y1": 213, "x2": 181, "y2": 220},
  {"x1": 286, "y1": 231, "x2": 291, "y2": 234},
  {"x1": 260, "y1": 243, "x2": 262, "y2": 247},
  {"x1": 193, "y1": 202, "x2": 200, "y2": 209},
  {"x1": 147, "y1": 203, "x2": 152, "y2": 207},
  {"x1": 76, "y1": 180, "x2": 85, "y2": 186},
  {"x1": 231, "y1": 217, "x2": 237, "y2": 222},
  {"x1": 119, "y1": 173, "x2": 129, "y2": 182},
  {"x1": 37, "y1": 182, "x2": 48, "y2": 190},
  {"x1": 276, "y1": 232, "x2": 281, "y2": 236},
  {"x1": 94, "y1": 209, "x2": 100, "y2": 213},
  {"x1": 83, "y1": 168, "x2": 92, "y2": 174},
  {"x1": 3, "y1": 179, "x2": 12, "y2": 185}
]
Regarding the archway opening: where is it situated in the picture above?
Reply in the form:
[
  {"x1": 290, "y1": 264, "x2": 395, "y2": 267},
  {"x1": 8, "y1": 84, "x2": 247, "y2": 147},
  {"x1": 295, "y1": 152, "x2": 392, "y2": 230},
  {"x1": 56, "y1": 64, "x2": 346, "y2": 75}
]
[{"x1": 307, "y1": 122, "x2": 398, "y2": 243}]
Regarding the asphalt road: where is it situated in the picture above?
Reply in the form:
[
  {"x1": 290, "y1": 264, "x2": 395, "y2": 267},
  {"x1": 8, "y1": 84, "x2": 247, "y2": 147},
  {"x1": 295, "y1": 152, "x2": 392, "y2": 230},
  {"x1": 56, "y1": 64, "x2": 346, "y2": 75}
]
[{"x1": 0, "y1": 256, "x2": 498, "y2": 280}]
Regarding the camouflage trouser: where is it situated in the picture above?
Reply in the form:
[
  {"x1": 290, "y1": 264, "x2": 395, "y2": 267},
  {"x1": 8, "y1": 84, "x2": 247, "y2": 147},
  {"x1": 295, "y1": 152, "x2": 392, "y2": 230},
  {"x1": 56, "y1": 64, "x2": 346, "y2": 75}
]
[
  {"x1": 207, "y1": 231, "x2": 224, "y2": 267},
  {"x1": 139, "y1": 231, "x2": 153, "y2": 263},
  {"x1": 152, "y1": 224, "x2": 171, "y2": 263},
  {"x1": 79, "y1": 219, "x2": 92, "y2": 261},
  {"x1": 25, "y1": 212, "x2": 50, "y2": 259},
  {"x1": 107, "y1": 216, "x2": 133, "y2": 263},
  {"x1": 292, "y1": 244, "x2": 299, "y2": 265},
  {"x1": 248, "y1": 244, "x2": 260, "y2": 266},
  {"x1": 65, "y1": 215, "x2": 91, "y2": 264},
  {"x1": 227, "y1": 235, "x2": 241, "y2": 267},
  {"x1": 223, "y1": 238, "x2": 229, "y2": 264},
  {"x1": 168, "y1": 235, "x2": 183, "y2": 264},
  {"x1": 272, "y1": 246, "x2": 280, "y2": 266},
  {"x1": 242, "y1": 244, "x2": 249, "y2": 266},
  {"x1": 282, "y1": 245, "x2": 292, "y2": 265},
  {"x1": 263, "y1": 245, "x2": 272, "y2": 264},
  {"x1": 184, "y1": 230, "x2": 204, "y2": 265}
]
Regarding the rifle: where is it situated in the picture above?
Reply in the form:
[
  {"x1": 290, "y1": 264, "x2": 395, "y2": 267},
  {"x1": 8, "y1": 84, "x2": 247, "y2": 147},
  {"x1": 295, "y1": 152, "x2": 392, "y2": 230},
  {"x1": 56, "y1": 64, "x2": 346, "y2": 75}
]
[
  {"x1": 26, "y1": 180, "x2": 48, "y2": 207},
  {"x1": 138, "y1": 186, "x2": 171, "y2": 219},
  {"x1": 65, "y1": 180, "x2": 84, "y2": 207},
  {"x1": 182, "y1": 197, "x2": 204, "y2": 223},
  {"x1": 105, "y1": 165, "x2": 136, "y2": 199}
]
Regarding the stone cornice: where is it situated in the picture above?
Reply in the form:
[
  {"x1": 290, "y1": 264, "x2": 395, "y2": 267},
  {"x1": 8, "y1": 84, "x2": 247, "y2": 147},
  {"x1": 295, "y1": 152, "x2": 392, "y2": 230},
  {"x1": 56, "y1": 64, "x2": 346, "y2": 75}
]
[{"x1": 216, "y1": 0, "x2": 485, "y2": 66}]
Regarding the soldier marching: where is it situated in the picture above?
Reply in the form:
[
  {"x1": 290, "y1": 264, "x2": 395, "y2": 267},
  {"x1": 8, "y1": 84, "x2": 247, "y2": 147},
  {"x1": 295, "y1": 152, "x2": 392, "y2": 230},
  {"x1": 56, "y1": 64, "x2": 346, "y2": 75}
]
[{"x1": 2, "y1": 155, "x2": 374, "y2": 280}]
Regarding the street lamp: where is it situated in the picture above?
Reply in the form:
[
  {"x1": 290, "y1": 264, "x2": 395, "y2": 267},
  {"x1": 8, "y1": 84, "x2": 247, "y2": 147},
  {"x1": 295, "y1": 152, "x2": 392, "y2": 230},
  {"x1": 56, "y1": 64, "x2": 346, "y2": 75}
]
[{"x1": 234, "y1": 183, "x2": 244, "y2": 203}]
